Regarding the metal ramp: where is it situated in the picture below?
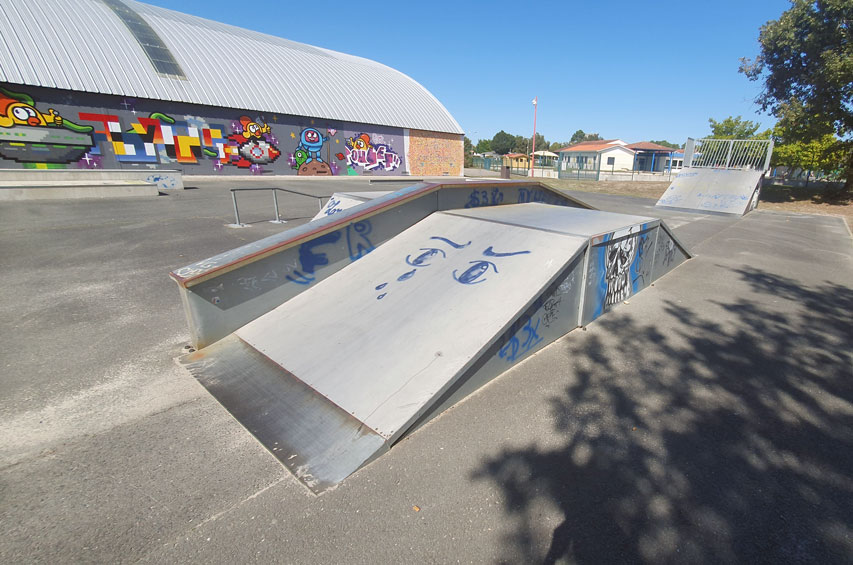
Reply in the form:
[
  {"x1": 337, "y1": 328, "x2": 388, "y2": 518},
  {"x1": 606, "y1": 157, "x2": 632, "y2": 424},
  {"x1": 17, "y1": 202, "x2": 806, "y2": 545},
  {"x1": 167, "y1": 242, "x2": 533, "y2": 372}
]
[
  {"x1": 656, "y1": 167, "x2": 764, "y2": 215},
  {"x1": 656, "y1": 137, "x2": 773, "y2": 215},
  {"x1": 183, "y1": 204, "x2": 690, "y2": 493}
]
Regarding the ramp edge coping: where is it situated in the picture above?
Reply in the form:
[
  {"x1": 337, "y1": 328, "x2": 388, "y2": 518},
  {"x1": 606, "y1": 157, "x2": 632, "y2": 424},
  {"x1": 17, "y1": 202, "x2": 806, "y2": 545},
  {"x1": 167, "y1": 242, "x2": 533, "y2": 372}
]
[{"x1": 169, "y1": 180, "x2": 593, "y2": 288}]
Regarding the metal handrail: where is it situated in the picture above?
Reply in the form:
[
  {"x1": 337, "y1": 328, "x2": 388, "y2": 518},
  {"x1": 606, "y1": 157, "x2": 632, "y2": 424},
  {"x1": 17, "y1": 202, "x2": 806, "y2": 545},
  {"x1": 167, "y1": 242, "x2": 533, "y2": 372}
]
[{"x1": 228, "y1": 187, "x2": 325, "y2": 227}]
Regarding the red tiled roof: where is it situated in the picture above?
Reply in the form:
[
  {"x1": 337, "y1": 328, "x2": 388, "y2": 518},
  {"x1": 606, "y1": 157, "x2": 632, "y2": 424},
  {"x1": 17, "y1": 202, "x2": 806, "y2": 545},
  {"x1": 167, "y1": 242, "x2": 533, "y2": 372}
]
[
  {"x1": 506, "y1": 153, "x2": 527, "y2": 158},
  {"x1": 559, "y1": 142, "x2": 630, "y2": 153},
  {"x1": 626, "y1": 142, "x2": 677, "y2": 152}
]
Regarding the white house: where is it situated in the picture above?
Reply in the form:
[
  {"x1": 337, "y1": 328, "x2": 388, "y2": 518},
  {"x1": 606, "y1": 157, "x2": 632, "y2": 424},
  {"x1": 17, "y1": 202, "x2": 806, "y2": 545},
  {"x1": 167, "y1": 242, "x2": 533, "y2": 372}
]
[
  {"x1": 558, "y1": 139, "x2": 634, "y2": 171},
  {"x1": 626, "y1": 142, "x2": 680, "y2": 173}
]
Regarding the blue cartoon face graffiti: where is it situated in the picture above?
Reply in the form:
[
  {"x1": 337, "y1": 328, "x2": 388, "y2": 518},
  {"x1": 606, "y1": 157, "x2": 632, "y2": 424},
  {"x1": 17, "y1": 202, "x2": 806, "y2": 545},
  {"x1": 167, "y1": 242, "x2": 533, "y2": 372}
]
[
  {"x1": 375, "y1": 236, "x2": 530, "y2": 299},
  {"x1": 453, "y1": 260, "x2": 498, "y2": 285},
  {"x1": 297, "y1": 127, "x2": 329, "y2": 163}
]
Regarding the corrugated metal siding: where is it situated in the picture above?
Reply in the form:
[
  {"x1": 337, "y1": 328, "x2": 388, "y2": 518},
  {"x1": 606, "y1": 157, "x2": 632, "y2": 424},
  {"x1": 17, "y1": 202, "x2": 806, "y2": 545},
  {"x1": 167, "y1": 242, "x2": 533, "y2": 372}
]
[{"x1": 0, "y1": 0, "x2": 463, "y2": 134}]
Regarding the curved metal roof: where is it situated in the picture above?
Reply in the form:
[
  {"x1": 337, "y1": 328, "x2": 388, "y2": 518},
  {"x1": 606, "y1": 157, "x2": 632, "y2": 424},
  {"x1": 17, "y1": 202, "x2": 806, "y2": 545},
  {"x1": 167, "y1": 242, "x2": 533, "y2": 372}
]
[{"x1": 0, "y1": 0, "x2": 463, "y2": 134}]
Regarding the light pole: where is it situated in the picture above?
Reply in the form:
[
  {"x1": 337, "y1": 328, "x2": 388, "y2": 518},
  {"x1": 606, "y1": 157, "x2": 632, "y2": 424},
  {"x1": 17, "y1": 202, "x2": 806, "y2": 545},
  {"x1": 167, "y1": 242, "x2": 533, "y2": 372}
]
[{"x1": 530, "y1": 97, "x2": 537, "y2": 177}]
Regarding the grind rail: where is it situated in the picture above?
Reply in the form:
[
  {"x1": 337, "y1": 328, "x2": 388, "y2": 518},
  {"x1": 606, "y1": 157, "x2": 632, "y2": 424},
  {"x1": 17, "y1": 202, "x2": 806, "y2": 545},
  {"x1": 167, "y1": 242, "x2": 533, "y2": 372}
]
[{"x1": 229, "y1": 187, "x2": 326, "y2": 227}]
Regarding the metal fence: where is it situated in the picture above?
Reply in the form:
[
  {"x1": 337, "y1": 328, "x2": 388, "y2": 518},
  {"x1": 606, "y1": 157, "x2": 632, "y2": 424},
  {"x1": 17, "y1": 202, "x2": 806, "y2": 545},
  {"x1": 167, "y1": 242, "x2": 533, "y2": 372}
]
[
  {"x1": 471, "y1": 156, "x2": 554, "y2": 177},
  {"x1": 557, "y1": 162, "x2": 599, "y2": 181},
  {"x1": 472, "y1": 156, "x2": 502, "y2": 172},
  {"x1": 685, "y1": 137, "x2": 773, "y2": 171}
]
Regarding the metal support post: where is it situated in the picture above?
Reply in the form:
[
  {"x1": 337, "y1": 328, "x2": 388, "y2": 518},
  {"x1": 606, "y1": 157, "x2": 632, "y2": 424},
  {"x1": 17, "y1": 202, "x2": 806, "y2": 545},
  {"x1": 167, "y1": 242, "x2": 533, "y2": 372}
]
[
  {"x1": 270, "y1": 190, "x2": 287, "y2": 224},
  {"x1": 228, "y1": 190, "x2": 247, "y2": 228}
]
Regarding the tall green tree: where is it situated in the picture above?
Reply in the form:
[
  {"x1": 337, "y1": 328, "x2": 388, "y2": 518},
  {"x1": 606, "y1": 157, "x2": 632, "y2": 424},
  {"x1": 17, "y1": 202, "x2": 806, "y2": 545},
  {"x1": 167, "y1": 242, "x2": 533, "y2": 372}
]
[
  {"x1": 491, "y1": 130, "x2": 514, "y2": 155},
  {"x1": 475, "y1": 139, "x2": 491, "y2": 153},
  {"x1": 708, "y1": 116, "x2": 770, "y2": 139},
  {"x1": 511, "y1": 135, "x2": 529, "y2": 154},
  {"x1": 569, "y1": 130, "x2": 586, "y2": 145},
  {"x1": 740, "y1": 0, "x2": 853, "y2": 188},
  {"x1": 649, "y1": 140, "x2": 682, "y2": 149},
  {"x1": 569, "y1": 130, "x2": 602, "y2": 145},
  {"x1": 772, "y1": 125, "x2": 846, "y2": 180},
  {"x1": 463, "y1": 136, "x2": 474, "y2": 167},
  {"x1": 531, "y1": 133, "x2": 547, "y2": 153}
]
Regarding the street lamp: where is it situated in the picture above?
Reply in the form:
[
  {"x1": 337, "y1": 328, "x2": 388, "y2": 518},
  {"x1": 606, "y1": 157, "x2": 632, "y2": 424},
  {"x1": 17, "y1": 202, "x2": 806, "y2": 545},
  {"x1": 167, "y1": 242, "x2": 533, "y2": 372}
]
[{"x1": 530, "y1": 97, "x2": 538, "y2": 178}]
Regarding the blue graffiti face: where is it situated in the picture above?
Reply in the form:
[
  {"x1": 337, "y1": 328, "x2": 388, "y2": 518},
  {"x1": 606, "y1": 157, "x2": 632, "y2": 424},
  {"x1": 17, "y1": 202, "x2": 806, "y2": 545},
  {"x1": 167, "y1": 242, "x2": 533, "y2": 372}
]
[
  {"x1": 453, "y1": 260, "x2": 497, "y2": 285},
  {"x1": 300, "y1": 128, "x2": 325, "y2": 152},
  {"x1": 375, "y1": 236, "x2": 529, "y2": 299},
  {"x1": 406, "y1": 247, "x2": 446, "y2": 267}
]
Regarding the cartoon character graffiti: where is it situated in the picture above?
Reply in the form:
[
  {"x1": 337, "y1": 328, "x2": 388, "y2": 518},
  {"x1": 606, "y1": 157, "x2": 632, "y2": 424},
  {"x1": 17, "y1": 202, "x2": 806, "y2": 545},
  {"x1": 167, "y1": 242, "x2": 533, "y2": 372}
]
[
  {"x1": 240, "y1": 116, "x2": 270, "y2": 140},
  {"x1": 0, "y1": 86, "x2": 94, "y2": 164},
  {"x1": 604, "y1": 227, "x2": 640, "y2": 307},
  {"x1": 337, "y1": 132, "x2": 401, "y2": 173},
  {"x1": 292, "y1": 148, "x2": 309, "y2": 170},
  {"x1": 293, "y1": 127, "x2": 332, "y2": 175},
  {"x1": 221, "y1": 116, "x2": 281, "y2": 169},
  {"x1": 350, "y1": 133, "x2": 372, "y2": 152},
  {"x1": 298, "y1": 127, "x2": 328, "y2": 163},
  {"x1": 0, "y1": 95, "x2": 62, "y2": 128}
]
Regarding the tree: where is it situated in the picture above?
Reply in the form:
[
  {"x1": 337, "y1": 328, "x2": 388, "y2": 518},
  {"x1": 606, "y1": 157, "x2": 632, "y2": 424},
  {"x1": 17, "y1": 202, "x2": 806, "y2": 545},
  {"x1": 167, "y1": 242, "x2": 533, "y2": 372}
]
[
  {"x1": 549, "y1": 141, "x2": 569, "y2": 152},
  {"x1": 569, "y1": 130, "x2": 586, "y2": 145},
  {"x1": 649, "y1": 140, "x2": 682, "y2": 149},
  {"x1": 511, "y1": 135, "x2": 529, "y2": 154},
  {"x1": 475, "y1": 139, "x2": 491, "y2": 153},
  {"x1": 569, "y1": 130, "x2": 602, "y2": 145},
  {"x1": 708, "y1": 116, "x2": 770, "y2": 139},
  {"x1": 740, "y1": 0, "x2": 853, "y2": 188},
  {"x1": 772, "y1": 125, "x2": 846, "y2": 181},
  {"x1": 463, "y1": 136, "x2": 474, "y2": 167},
  {"x1": 491, "y1": 130, "x2": 514, "y2": 155}
]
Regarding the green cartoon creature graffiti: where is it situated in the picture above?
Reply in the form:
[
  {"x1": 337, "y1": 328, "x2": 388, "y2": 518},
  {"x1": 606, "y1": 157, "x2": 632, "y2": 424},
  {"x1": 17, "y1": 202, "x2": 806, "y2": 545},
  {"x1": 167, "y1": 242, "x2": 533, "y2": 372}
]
[{"x1": 292, "y1": 148, "x2": 309, "y2": 170}]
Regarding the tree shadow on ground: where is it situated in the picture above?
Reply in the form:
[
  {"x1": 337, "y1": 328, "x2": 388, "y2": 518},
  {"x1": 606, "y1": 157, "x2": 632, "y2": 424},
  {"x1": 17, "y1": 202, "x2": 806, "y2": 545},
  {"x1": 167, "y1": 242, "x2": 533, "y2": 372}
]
[
  {"x1": 472, "y1": 266, "x2": 853, "y2": 564},
  {"x1": 760, "y1": 184, "x2": 851, "y2": 206}
]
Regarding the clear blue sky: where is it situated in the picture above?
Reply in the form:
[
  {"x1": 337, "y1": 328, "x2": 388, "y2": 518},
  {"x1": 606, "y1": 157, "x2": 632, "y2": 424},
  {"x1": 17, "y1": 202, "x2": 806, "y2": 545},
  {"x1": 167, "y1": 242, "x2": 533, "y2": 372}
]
[{"x1": 142, "y1": 0, "x2": 791, "y2": 146}]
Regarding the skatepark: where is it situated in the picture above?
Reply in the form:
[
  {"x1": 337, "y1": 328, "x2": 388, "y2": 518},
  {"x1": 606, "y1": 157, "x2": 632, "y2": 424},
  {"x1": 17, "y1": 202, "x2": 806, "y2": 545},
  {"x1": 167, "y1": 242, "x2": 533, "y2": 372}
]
[{"x1": 2, "y1": 174, "x2": 851, "y2": 563}]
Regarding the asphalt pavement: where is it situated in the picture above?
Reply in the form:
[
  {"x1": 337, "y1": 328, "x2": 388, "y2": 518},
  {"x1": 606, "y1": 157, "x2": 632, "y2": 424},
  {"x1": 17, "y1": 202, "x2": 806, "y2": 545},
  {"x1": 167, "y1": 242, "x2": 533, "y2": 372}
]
[{"x1": 1, "y1": 177, "x2": 851, "y2": 563}]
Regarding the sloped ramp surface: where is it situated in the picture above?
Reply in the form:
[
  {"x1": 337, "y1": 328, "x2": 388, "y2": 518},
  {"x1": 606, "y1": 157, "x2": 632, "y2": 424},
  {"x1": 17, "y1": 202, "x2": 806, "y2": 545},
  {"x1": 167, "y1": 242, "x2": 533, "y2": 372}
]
[
  {"x1": 656, "y1": 167, "x2": 764, "y2": 215},
  {"x1": 312, "y1": 191, "x2": 391, "y2": 221},
  {"x1": 184, "y1": 204, "x2": 690, "y2": 493}
]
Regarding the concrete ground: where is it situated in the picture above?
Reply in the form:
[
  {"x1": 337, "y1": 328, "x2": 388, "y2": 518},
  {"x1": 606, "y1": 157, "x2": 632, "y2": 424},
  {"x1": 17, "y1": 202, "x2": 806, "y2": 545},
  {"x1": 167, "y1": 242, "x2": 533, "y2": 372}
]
[{"x1": 1, "y1": 177, "x2": 851, "y2": 563}]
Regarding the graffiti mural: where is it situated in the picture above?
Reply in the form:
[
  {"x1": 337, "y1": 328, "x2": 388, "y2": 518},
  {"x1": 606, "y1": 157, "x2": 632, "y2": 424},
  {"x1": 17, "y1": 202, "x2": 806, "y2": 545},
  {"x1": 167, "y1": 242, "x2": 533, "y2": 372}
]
[
  {"x1": 82, "y1": 111, "x2": 215, "y2": 165},
  {"x1": 0, "y1": 83, "x2": 453, "y2": 175},
  {"x1": 82, "y1": 111, "x2": 280, "y2": 172},
  {"x1": 604, "y1": 227, "x2": 640, "y2": 306},
  {"x1": 0, "y1": 86, "x2": 94, "y2": 164},
  {"x1": 286, "y1": 221, "x2": 375, "y2": 285},
  {"x1": 465, "y1": 187, "x2": 504, "y2": 208},
  {"x1": 293, "y1": 127, "x2": 332, "y2": 175},
  {"x1": 498, "y1": 317, "x2": 543, "y2": 362},
  {"x1": 221, "y1": 116, "x2": 281, "y2": 171},
  {"x1": 335, "y1": 133, "x2": 401, "y2": 173},
  {"x1": 374, "y1": 236, "x2": 530, "y2": 299}
]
